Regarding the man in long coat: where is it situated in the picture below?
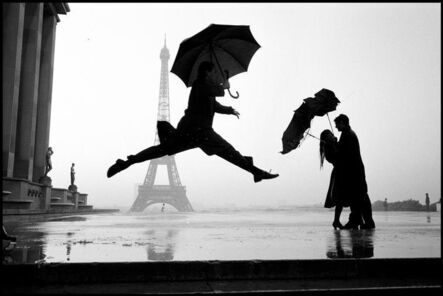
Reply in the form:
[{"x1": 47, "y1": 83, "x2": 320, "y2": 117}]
[
  {"x1": 334, "y1": 114, "x2": 375, "y2": 229},
  {"x1": 107, "y1": 61, "x2": 278, "y2": 183}
]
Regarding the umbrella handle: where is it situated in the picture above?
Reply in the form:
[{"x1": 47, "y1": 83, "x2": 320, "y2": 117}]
[
  {"x1": 228, "y1": 89, "x2": 239, "y2": 99},
  {"x1": 224, "y1": 70, "x2": 240, "y2": 99},
  {"x1": 327, "y1": 113, "x2": 334, "y2": 135}
]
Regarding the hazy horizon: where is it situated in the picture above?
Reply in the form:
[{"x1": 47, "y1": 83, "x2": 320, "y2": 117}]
[{"x1": 47, "y1": 3, "x2": 440, "y2": 210}]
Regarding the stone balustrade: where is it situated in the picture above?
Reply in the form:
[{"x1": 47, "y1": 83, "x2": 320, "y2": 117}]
[{"x1": 2, "y1": 177, "x2": 91, "y2": 215}]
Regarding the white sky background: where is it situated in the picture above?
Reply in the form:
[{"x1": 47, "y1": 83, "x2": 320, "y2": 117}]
[{"x1": 50, "y1": 3, "x2": 441, "y2": 210}]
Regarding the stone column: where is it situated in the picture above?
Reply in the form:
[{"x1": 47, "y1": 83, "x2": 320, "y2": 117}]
[
  {"x1": 33, "y1": 13, "x2": 57, "y2": 182},
  {"x1": 13, "y1": 3, "x2": 44, "y2": 180},
  {"x1": 2, "y1": 3, "x2": 25, "y2": 178}
]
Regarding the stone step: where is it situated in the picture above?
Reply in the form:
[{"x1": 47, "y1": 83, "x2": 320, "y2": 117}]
[
  {"x1": 1, "y1": 258, "x2": 440, "y2": 295},
  {"x1": 1, "y1": 281, "x2": 441, "y2": 295},
  {"x1": 3, "y1": 199, "x2": 33, "y2": 203},
  {"x1": 49, "y1": 203, "x2": 75, "y2": 206}
]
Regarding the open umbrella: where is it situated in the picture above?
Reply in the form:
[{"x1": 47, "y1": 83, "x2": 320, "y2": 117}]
[
  {"x1": 281, "y1": 103, "x2": 314, "y2": 154},
  {"x1": 281, "y1": 88, "x2": 340, "y2": 154},
  {"x1": 171, "y1": 24, "x2": 261, "y2": 98},
  {"x1": 304, "y1": 88, "x2": 341, "y2": 117}
]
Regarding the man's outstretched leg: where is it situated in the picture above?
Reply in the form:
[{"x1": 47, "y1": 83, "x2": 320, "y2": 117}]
[
  {"x1": 200, "y1": 131, "x2": 279, "y2": 182},
  {"x1": 209, "y1": 142, "x2": 279, "y2": 182},
  {"x1": 107, "y1": 145, "x2": 167, "y2": 178},
  {"x1": 218, "y1": 152, "x2": 278, "y2": 182},
  {"x1": 343, "y1": 200, "x2": 363, "y2": 230},
  {"x1": 360, "y1": 194, "x2": 376, "y2": 229},
  {"x1": 247, "y1": 156, "x2": 280, "y2": 183}
]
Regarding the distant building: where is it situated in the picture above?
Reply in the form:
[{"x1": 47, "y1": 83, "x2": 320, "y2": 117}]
[{"x1": 372, "y1": 198, "x2": 437, "y2": 212}]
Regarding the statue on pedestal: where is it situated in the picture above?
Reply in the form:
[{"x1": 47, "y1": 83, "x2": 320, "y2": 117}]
[
  {"x1": 39, "y1": 147, "x2": 54, "y2": 186},
  {"x1": 68, "y1": 163, "x2": 77, "y2": 192},
  {"x1": 45, "y1": 147, "x2": 54, "y2": 176}
]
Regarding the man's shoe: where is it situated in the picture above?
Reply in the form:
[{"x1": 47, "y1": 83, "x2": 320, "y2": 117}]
[
  {"x1": 107, "y1": 159, "x2": 130, "y2": 178},
  {"x1": 254, "y1": 170, "x2": 279, "y2": 183},
  {"x1": 343, "y1": 222, "x2": 359, "y2": 230},
  {"x1": 360, "y1": 222, "x2": 376, "y2": 230}
]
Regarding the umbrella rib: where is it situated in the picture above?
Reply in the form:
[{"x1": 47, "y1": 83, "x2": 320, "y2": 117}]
[
  {"x1": 184, "y1": 44, "x2": 211, "y2": 86},
  {"x1": 212, "y1": 43, "x2": 248, "y2": 71}
]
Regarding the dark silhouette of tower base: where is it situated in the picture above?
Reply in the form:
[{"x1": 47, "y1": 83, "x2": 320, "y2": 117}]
[
  {"x1": 130, "y1": 156, "x2": 193, "y2": 212},
  {"x1": 129, "y1": 38, "x2": 193, "y2": 213}
]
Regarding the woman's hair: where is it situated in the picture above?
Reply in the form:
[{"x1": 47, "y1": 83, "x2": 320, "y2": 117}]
[
  {"x1": 319, "y1": 129, "x2": 334, "y2": 168},
  {"x1": 197, "y1": 61, "x2": 215, "y2": 79}
]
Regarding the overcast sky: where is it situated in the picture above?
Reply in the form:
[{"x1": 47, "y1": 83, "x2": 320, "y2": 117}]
[{"x1": 49, "y1": 3, "x2": 441, "y2": 210}]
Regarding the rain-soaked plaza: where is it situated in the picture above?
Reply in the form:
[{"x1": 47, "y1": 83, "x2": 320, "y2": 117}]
[{"x1": 3, "y1": 208, "x2": 440, "y2": 264}]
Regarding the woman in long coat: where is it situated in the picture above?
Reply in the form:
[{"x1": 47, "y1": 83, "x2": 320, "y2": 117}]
[{"x1": 320, "y1": 129, "x2": 350, "y2": 229}]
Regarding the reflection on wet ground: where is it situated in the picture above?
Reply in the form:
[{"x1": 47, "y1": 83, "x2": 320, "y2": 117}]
[
  {"x1": 146, "y1": 229, "x2": 177, "y2": 261},
  {"x1": 326, "y1": 229, "x2": 374, "y2": 258},
  {"x1": 2, "y1": 229, "x2": 46, "y2": 264},
  {"x1": 2, "y1": 210, "x2": 440, "y2": 264}
]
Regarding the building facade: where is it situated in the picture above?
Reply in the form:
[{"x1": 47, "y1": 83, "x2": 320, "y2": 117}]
[{"x1": 2, "y1": 3, "x2": 93, "y2": 215}]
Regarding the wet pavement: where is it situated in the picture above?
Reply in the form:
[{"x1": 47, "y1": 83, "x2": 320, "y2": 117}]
[{"x1": 2, "y1": 209, "x2": 440, "y2": 264}]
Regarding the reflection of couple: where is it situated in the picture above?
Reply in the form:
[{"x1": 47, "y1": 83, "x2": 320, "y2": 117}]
[
  {"x1": 320, "y1": 114, "x2": 375, "y2": 230},
  {"x1": 326, "y1": 229, "x2": 374, "y2": 258}
]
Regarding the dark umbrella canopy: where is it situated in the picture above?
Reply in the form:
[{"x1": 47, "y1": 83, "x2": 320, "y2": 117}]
[
  {"x1": 281, "y1": 103, "x2": 314, "y2": 154},
  {"x1": 281, "y1": 89, "x2": 340, "y2": 154},
  {"x1": 171, "y1": 24, "x2": 261, "y2": 88},
  {"x1": 304, "y1": 88, "x2": 341, "y2": 117}
]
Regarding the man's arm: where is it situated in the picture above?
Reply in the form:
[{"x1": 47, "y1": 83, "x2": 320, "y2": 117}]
[{"x1": 214, "y1": 101, "x2": 240, "y2": 118}]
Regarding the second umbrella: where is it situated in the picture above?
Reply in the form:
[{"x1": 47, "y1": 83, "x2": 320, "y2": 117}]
[{"x1": 281, "y1": 88, "x2": 340, "y2": 154}]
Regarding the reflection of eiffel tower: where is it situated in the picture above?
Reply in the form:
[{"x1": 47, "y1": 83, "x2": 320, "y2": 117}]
[
  {"x1": 129, "y1": 39, "x2": 193, "y2": 212},
  {"x1": 146, "y1": 229, "x2": 177, "y2": 261}
]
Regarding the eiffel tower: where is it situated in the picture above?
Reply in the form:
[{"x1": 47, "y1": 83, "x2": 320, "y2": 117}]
[{"x1": 129, "y1": 38, "x2": 193, "y2": 212}]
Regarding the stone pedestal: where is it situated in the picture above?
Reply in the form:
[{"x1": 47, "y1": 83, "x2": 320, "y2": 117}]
[
  {"x1": 73, "y1": 192, "x2": 79, "y2": 210},
  {"x1": 68, "y1": 185, "x2": 77, "y2": 192},
  {"x1": 3, "y1": 177, "x2": 46, "y2": 213},
  {"x1": 38, "y1": 175, "x2": 51, "y2": 186},
  {"x1": 39, "y1": 185, "x2": 52, "y2": 210}
]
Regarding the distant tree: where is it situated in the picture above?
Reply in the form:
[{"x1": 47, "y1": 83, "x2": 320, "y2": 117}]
[
  {"x1": 372, "y1": 199, "x2": 431, "y2": 211},
  {"x1": 372, "y1": 200, "x2": 386, "y2": 211}
]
